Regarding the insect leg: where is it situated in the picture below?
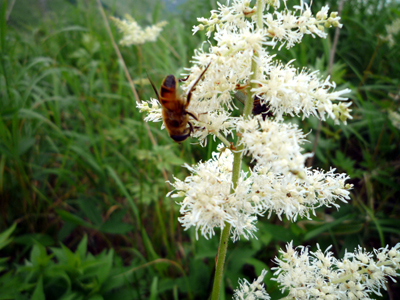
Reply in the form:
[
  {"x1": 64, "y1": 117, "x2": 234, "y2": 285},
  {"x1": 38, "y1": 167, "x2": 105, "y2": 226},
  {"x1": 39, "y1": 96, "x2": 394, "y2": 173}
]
[
  {"x1": 188, "y1": 121, "x2": 194, "y2": 133},
  {"x1": 178, "y1": 74, "x2": 190, "y2": 82},
  {"x1": 186, "y1": 111, "x2": 198, "y2": 121},
  {"x1": 185, "y1": 62, "x2": 211, "y2": 107}
]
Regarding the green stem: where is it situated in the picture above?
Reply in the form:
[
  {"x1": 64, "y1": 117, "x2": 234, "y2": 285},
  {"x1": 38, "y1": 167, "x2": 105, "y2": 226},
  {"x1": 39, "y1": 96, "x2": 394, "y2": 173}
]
[
  {"x1": 210, "y1": 1, "x2": 264, "y2": 299},
  {"x1": 213, "y1": 131, "x2": 231, "y2": 148},
  {"x1": 210, "y1": 222, "x2": 232, "y2": 300}
]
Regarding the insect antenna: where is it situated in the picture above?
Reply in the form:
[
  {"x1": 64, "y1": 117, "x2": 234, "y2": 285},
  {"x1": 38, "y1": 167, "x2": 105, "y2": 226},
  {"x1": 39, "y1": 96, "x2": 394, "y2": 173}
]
[{"x1": 146, "y1": 71, "x2": 161, "y2": 100}]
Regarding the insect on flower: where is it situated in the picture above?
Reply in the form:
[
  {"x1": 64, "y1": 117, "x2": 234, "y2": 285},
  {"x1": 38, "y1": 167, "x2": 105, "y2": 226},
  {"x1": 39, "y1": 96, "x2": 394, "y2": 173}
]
[
  {"x1": 148, "y1": 63, "x2": 211, "y2": 143},
  {"x1": 252, "y1": 95, "x2": 273, "y2": 120}
]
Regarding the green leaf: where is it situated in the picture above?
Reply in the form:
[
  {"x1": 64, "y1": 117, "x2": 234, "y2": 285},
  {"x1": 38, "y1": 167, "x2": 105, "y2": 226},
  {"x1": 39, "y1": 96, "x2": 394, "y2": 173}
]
[
  {"x1": 30, "y1": 243, "x2": 50, "y2": 266},
  {"x1": 105, "y1": 166, "x2": 139, "y2": 218},
  {"x1": 43, "y1": 25, "x2": 88, "y2": 41},
  {"x1": 303, "y1": 214, "x2": 356, "y2": 240},
  {"x1": 102, "y1": 273, "x2": 129, "y2": 293},
  {"x1": 149, "y1": 276, "x2": 159, "y2": 300},
  {"x1": 97, "y1": 250, "x2": 113, "y2": 285},
  {"x1": 13, "y1": 233, "x2": 54, "y2": 247},
  {"x1": 51, "y1": 243, "x2": 80, "y2": 270},
  {"x1": 87, "y1": 295, "x2": 104, "y2": 300},
  {"x1": 0, "y1": 223, "x2": 16, "y2": 250},
  {"x1": 60, "y1": 243, "x2": 81, "y2": 269},
  {"x1": 100, "y1": 221, "x2": 133, "y2": 235},
  {"x1": 59, "y1": 292, "x2": 84, "y2": 300},
  {"x1": 76, "y1": 235, "x2": 88, "y2": 260},
  {"x1": 18, "y1": 137, "x2": 36, "y2": 155},
  {"x1": 100, "y1": 209, "x2": 133, "y2": 234},
  {"x1": 244, "y1": 257, "x2": 270, "y2": 280},
  {"x1": 48, "y1": 269, "x2": 72, "y2": 290},
  {"x1": 69, "y1": 145, "x2": 103, "y2": 176},
  {"x1": 57, "y1": 222, "x2": 77, "y2": 242},
  {"x1": 18, "y1": 109, "x2": 62, "y2": 134},
  {"x1": 77, "y1": 198, "x2": 103, "y2": 226},
  {"x1": 56, "y1": 209, "x2": 96, "y2": 229},
  {"x1": 31, "y1": 276, "x2": 45, "y2": 300},
  {"x1": 259, "y1": 223, "x2": 298, "y2": 243},
  {"x1": 0, "y1": 0, "x2": 6, "y2": 52}
]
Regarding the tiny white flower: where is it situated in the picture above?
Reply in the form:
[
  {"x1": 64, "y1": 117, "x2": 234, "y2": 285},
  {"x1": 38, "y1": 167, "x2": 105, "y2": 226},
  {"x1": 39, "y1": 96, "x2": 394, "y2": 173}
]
[
  {"x1": 237, "y1": 115, "x2": 311, "y2": 176},
  {"x1": 271, "y1": 242, "x2": 400, "y2": 299},
  {"x1": 169, "y1": 146, "x2": 256, "y2": 241},
  {"x1": 110, "y1": 15, "x2": 167, "y2": 46},
  {"x1": 136, "y1": 98, "x2": 163, "y2": 123},
  {"x1": 234, "y1": 269, "x2": 270, "y2": 300},
  {"x1": 251, "y1": 62, "x2": 351, "y2": 122},
  {"x1": 388, "y1": 108, "x2": 400, "y2": 130},
  {"x1": 382, "y1": 18, "x2": 400, "y2": 47}
]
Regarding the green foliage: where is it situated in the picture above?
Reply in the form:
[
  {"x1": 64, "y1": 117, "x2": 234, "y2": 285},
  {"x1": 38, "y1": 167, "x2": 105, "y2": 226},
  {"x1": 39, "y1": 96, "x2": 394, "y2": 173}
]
[
  {"x1": 0, "y1": 0, "x2": 399, "y2": 298},
  {"x1": 0, "y1": 232, "x2": 152, "y2": 300}
]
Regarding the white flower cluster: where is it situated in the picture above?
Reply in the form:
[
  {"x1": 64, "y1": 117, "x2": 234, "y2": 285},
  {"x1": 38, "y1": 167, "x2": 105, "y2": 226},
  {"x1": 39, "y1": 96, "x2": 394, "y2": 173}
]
[
  {"x1": 264, "y1": 4, "x2": 342, "y2": 49},
  {"x1": 139, "y1": 0, "x2": 351, "y2": 145},
  {"x1": 272, "y1": 242, "x2": 400, "y2": 299},
  {"x1": 388, "y1": 109, "x2": 400, "y2": 130},
  {"x1": 110, "y1": 14, "x2": 167, "y2": 46},
  {"x1": 237, "y1": 115, "x2": 310, "y2": 176},
  {"x1": 195, "y1": 1, "x2": 341, "y2": 47},
  {"x1": 383, "y1": 18, "x2": 400, "y2": 48},
  {"x1": 169, "y1": 145, "x2": 352, "y2": 240},
  {"x1": 251, "y1": 63, "x2": 352, "y2": 123},
  {"x1": 233, "y1": 269, "x2": 270, "y2": 300},
  {"x1": 137, "y1": 98, "x2": 163, "y2": 123},
  {"x1": 138, "y1": 0, "x2": 353, "y2": 241},
  {"x1": 169, "y1": 146, "x2": 257, "y2": 241},
  {"x1": 247, "y1": 166, "x2": 351, "y2": 221}
]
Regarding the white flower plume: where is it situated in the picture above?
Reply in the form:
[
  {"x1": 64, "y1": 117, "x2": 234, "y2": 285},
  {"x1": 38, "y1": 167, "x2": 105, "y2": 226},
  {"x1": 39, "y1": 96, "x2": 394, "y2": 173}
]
[
  {"x1": 246, "y1": 167, "x2": 352, "y2": 221},
  {"x1": 237, "y1": 115, "x2": 311, "y2": 176},
  {"x1": 272, "y1": 242, "x2": 400, "y2": 299},
  {"x1": 139, "y1": 0, "x2": 351, "y2": 145},
  {"x1": 234, "y1": 269, "x2": 270, "y2": 300},
  {"x1": 110, "y1": 15, "x2": 167, "y2": 46},
  {"x1": 169, "y1": 145, "x2": 352, "y2": 240},
  {"x1": 169, "y1": 146, "x2": 257, "y2": 241},
  {"x1": 137, "y1": 98, "x2": 162, "y2": 123},
  {"x1": 382, "y1": 18, "x2": 400, "y2": 48},
  {"x1": 137, "y1": 0, "x2": 353, "y2": 242},
  {"x1": 251, "y1": 61, "x2": 352, "y2": 122}
]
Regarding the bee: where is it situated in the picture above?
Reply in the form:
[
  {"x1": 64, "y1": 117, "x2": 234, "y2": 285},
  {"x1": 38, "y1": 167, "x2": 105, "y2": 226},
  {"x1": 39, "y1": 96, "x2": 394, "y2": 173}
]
[
  {"x1": 149, "y1": 63, "x2": 210, "y2": 143},
  {"x1": 252, "y1": 95, "x2": 273, "y2": 120},
  {"x1": 234, "y1": 90, "x2": 273, "y2": 121}
]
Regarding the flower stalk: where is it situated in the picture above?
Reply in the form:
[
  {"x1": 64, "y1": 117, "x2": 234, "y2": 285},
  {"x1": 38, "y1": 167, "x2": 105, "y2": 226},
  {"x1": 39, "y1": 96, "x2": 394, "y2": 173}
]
[
  {"x1": 132, "y1": 0, "x2": 400, "y2": 298},
  {"x1": 211, "y1": 1, "x2": 265, "y2": 299}
]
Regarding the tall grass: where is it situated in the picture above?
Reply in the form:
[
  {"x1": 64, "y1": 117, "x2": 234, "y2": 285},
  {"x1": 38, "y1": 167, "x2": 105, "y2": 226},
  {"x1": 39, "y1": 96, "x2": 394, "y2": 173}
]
[{"x1": 0, "y1": 0, "x2": 399, "y2": 298}]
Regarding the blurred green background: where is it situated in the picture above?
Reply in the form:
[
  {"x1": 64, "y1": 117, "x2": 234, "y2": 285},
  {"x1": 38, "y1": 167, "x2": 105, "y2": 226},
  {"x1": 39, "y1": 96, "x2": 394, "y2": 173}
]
[{"x1": 0, "y1": 0, "x2": 399, "y2": 299}]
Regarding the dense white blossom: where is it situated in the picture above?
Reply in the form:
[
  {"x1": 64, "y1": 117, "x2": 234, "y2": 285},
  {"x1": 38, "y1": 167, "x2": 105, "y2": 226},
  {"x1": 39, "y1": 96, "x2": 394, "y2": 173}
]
[
  {"x1": 382, "y1": 18, "x2": 400, "y2": 47},
  {"x1": 168, "y1": 146, "x2": 257, "y2": 241},
  {"x1": 138, "y1": 0, "x2": 351, "y2": 145},
  {"x1": 233, "y1": 269, "x2": 270, "y2": 300},
  {"x1": 246, "y1": 167, "x2": 352, "y2": 221},
  {"x1": 130, "y1": 1, "x2": 400, "y2": 300},
  {"x1": 111, "y1": 15, "x2": 167, "y2": 46},
  {"x1": 251, "y1": 62, "x2": 352, "y2": 122},
  {"x1": 151, "y1": 0, "x2": 355, "y2": 240},
  {"x1": 169, "y1": 145, "x2": 352, "y2": 240},
  {"x1": 237, "y1": 115, "x2": 311, "y2": 176},
  {"x1": 137, "y1": 98, "x2": 163, "y2": 123},
  {"x1": 271, "y1": 242, "x2": 400, "y2": 299},
  {"x1": 389, "y1": 108, "x2": 400, "y2": 130}
]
